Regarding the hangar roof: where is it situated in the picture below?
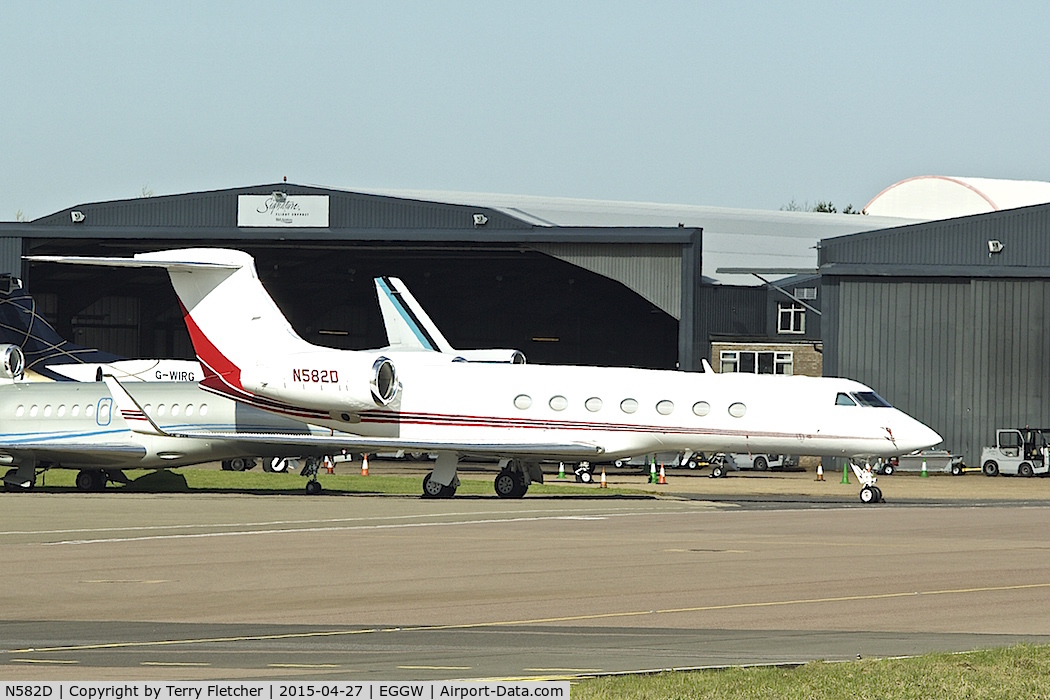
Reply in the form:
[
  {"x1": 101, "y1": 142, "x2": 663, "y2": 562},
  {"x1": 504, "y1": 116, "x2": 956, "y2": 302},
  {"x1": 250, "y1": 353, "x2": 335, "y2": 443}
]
[
  {"x1": 351, "y1": 188, "x2": 915, "y2": 285},
  {"x1": 11, "y1": 182, "x2": 692, "y2": 243},
  {"x1": 820, "y1": 201, "x2": 1050, "y2": 278},
  {"x1": 3, "y1": 183, "x2": 916, "y2": 286}
]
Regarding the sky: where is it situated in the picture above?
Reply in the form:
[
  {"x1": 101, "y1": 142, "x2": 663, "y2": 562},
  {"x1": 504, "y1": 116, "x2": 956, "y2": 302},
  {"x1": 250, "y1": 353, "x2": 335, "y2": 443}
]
[{"x1": 3, "y1": 1, "x2": 1049, "y2": 221}]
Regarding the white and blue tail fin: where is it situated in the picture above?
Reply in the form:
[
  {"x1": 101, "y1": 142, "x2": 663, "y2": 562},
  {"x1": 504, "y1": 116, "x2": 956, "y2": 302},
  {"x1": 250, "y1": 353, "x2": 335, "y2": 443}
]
[
  {"x1": 374, "y1": 276, "x2": 454, "y2": 352},
  {"x1": 374, "y1": 276, "x2": 526, "y2": 364}
]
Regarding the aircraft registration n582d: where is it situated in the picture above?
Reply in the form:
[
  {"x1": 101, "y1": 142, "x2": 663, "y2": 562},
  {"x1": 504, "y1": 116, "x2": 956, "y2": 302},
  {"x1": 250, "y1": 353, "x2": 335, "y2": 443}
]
[{"x1": 28, "y1": 249, "x2": 942, "y2": 500}]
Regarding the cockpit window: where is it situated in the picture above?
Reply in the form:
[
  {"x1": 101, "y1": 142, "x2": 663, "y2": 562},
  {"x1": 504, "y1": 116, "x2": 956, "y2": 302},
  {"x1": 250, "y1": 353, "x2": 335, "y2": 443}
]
[
  {"x1": 835, "y1": 392, "x2": 857, "y2": 406},
  {"x1": 851, "y1": 391, "x2": 892, "y2": 407}
]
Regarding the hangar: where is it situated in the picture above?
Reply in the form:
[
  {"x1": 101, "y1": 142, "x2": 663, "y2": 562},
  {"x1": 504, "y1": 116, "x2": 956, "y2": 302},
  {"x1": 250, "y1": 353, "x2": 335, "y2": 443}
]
[
  {"x1": 820, "y1": 201, "x2": 1050, "y2": 467},
  {"x1": 0, "y1": 183, "x2": 908, "y2": 375}
]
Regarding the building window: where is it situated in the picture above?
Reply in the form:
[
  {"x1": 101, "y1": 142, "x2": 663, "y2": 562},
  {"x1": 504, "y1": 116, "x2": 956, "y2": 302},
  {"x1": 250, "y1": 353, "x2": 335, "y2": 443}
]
[
  {"x1": 794, "y1": 287, "x2": 817, "y2": 300},
  {"x1": 720, "y1": 351, "x2": 793, "y2": 375},
  {"x1": 778, "y1": 302, "x2": 806, "y2": 334}
]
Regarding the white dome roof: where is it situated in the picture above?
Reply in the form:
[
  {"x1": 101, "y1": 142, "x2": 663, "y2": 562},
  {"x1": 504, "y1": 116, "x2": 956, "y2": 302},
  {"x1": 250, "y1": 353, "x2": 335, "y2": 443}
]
[{"x1": 865, "y1": 176, "x2": 1050, "y2": 220}]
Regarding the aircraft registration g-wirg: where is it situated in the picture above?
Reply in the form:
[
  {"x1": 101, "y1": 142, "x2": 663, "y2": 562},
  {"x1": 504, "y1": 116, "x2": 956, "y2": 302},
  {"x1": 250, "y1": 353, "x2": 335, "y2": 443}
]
[{"x1": 28, "y1": 249, "x2": 942, "y2": 500}]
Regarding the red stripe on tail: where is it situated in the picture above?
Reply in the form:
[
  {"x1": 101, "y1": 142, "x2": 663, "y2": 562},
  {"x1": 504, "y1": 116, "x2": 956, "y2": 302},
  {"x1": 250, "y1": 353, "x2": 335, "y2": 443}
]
[{"x1": 178, "y1": 299, "x2": 244, "y2": 391}]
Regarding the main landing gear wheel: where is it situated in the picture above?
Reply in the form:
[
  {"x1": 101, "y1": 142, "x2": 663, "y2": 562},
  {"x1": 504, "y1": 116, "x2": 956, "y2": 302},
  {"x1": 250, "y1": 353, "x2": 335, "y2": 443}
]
[
  {"x1": 226, "y1": 457, "x2": 254, "y2": 472},
  {"x1": 305, "y1": 480, "x2": 322, "y2": 495},
  {"x1": 872, "y1": 486, "x2": 883, "y2": 502},
  {"x1": 494, "y1": 469, "x2": 527, "y2": 499},
  {"x1": 76, "y1": 470, "x2": 105, "y2": 492},
  {"x1": 422, "y1": 472, "x2": 456, "y2": 499},
  {"x1": 982, "y1": 460, "x2": 999, "y2": 477},
  {"x1": 882, "y1": 463, "x2": 895, "y2": 476}
]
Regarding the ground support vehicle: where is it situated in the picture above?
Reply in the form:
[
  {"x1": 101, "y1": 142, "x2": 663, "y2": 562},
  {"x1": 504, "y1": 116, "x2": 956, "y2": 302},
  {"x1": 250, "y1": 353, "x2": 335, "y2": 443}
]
[
  {"x1": 707, "y1": 453, "x2": 799, "y2": 477},
  {"x1": 725, "y1": 453, "x2": 799, "y2": 471},
  {"x1": 980, "y1": 428, "x2": 1050, "y2": 477},
  {"x1": 614, "y1": 452, "x2": 698, "y2": 470},
  {"x1": 877, "y1": 450, "x2": 965, "y2": 476}
]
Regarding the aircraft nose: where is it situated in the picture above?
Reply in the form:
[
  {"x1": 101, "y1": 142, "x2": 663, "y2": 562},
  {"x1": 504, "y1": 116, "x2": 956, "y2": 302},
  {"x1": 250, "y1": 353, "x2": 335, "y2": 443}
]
[{"x1": 900, "y1": 419, "x2": 942, "y2": 452}]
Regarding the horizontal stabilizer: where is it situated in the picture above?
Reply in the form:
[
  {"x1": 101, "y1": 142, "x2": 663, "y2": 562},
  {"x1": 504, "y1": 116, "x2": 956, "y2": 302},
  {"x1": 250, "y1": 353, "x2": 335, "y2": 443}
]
[{"x1": 25, "y1": 254, "x2": 241, "y2": 271}]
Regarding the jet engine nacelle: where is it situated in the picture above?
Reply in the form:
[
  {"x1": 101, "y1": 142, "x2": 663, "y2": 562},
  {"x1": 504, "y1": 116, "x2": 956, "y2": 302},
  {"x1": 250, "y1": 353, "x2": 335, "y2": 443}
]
[
  {"x1": 240, "y1": 352, "x2": 399, "y2": 412},
  {"x1": 0, "y1": 344, "x2": 25, "y2": 380}
]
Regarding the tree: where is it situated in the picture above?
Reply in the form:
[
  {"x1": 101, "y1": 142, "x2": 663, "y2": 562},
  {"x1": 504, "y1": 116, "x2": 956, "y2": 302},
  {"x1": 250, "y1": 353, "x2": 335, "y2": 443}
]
[{"x1": 780, "y1": 200, "x2": 866, "y2": 215}]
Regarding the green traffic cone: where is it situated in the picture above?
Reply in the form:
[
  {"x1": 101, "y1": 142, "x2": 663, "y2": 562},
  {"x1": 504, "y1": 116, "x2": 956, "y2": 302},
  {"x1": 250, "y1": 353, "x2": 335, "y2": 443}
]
[
  {"x1": 840, "y1": 463, "x2": 850, "y2": 484},
  {"x1": 557, "y1": 461, "x2": 566, "y2": 479},
  {"x1": 921, "y1": 459, "x2": 929, "y2": 478}
]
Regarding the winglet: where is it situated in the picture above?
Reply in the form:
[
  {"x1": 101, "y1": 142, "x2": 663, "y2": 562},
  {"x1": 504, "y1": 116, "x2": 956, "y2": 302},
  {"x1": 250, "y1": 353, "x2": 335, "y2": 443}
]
[{"x1": 102, "y1": 374, "x2": 172, "y2": 437}]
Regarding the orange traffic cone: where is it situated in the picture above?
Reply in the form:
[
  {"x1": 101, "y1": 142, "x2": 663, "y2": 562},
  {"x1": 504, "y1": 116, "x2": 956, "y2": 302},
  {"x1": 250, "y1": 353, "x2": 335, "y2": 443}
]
[
  {"x1": 599, "y1": 467, "x2": 608, "y2": 488},
  {"x1": 816, "y1": 464, "x2": 824, "y2": 481},
  {"x1": 324, "y1": 456, "x2": 334, "y2": 474},
  {"x1": 361, "y1": 454, "x2": 370, "y2": 476},
  {"x1": 658, "y1": 464, "x2": 667, "y2": 485}
]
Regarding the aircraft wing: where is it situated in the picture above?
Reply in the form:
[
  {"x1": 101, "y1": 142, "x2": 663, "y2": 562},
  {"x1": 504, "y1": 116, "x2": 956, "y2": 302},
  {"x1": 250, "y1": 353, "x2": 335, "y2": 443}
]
[
  {"x1": 150, "y1": 430, "x2": 603, "y2": 460},
  {"x1": 0, "y1": 440, "x2": 148, "y2": 466}
]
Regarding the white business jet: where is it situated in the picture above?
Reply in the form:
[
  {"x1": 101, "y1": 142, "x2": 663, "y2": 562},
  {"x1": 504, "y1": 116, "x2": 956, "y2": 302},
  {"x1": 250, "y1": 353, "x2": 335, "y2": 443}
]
[{"x1": 28, "y1": 249, "x2": 942, "y2": 500}]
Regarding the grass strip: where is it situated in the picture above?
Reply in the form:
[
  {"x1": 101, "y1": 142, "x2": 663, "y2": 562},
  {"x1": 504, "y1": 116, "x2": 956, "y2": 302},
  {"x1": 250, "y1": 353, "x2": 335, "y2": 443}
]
[
  {"x1": 31, "y1": 467, "x2": 642, "y2": 497},
  {"x1": 572, "y1": 643, "x2": 1050, "y2": 700}
]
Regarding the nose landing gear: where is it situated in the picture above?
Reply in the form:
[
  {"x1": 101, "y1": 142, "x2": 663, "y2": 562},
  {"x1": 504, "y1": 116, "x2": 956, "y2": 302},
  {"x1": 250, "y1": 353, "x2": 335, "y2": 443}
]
[{"x1": 851, "y1": 461, "x2": 884, "y2": 504}]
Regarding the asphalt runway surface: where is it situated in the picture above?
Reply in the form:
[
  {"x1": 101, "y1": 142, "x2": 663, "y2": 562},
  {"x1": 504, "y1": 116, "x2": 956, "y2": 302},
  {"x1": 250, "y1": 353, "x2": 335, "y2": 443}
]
[{"x1": 3, "y1": 486, "x2": 1050, "y2": 680}]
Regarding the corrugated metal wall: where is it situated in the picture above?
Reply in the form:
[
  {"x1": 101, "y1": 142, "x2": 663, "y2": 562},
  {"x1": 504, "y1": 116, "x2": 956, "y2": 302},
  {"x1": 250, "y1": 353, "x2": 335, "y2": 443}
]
[
  {"x1": 71, "y1": 295, "x2": 142, "y2": 357},
  {"x1": 530, "y1": 242, "x2": 682, "y2": 318},
  {"x1": 0, "y1": 237, "x2": 22, "y2": 276},
  {"x1": 832, "y1": 277, "x2": 1050, "y2": 466}
]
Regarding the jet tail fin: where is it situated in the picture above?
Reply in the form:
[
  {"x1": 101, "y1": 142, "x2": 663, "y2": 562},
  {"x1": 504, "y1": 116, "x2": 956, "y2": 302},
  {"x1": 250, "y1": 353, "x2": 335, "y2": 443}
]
[
  {"x1": 374, "y1": 276, "x2": 526, "y2": 364},
  {"x1": 374, "y1": 276, "x2": 453, "y2": 352},
  {"x1": 28, "y1": 249, "x2": 311, "y2": 387}
]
